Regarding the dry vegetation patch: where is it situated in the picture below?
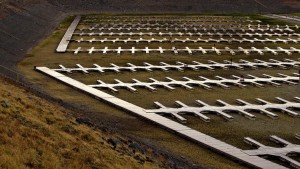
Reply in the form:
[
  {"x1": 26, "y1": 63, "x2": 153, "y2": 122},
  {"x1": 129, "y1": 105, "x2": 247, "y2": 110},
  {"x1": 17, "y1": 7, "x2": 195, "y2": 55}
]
[{"x1": 0, "y1": 77, "x2": 168, "y2": 169}]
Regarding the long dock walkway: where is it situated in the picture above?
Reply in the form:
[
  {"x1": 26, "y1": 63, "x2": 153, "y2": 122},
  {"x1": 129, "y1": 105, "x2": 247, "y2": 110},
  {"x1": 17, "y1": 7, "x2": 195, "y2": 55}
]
[
  {"x1": 56, "y1": 16, "x2": 81, "y2": 52},
  {"x1": 36, "y1": 66, "x2": 287, "y2": 169}
]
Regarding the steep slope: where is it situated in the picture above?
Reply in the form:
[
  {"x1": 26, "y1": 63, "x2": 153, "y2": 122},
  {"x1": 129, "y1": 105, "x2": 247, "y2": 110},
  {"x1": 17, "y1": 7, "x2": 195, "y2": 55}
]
[
  {"x1": 0, "y1": 0, "x2": 299, "y2": 70},
  {"x1": 47, "y1": 0, "x2": 298, "y2": 13},
  {"x1": 282, "y1": 0, "x2": 300, "y2": 9},
  {"x1": 0, "y1": 0, "x2": 64, "y2": 68},
  {"x1": 0, "y1": 76, "x2": 168, "y2": 169}
]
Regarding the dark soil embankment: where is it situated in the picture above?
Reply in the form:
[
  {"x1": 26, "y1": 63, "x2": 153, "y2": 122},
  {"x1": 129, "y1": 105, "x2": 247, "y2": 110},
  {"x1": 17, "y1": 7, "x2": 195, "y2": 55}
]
[
  {"x1": 0, "y1": 0, "x2": 299, "y2": 69},
  {"x1": 48, "y1": 0, "x2": 299, "y2": 14},
  {"x1": 0, "y1": 1, "x2": 64, "y2": 68}
]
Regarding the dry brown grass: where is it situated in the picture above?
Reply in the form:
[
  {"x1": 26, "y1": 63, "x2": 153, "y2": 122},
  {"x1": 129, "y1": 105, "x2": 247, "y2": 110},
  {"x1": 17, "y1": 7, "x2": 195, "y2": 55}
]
[{"x1": 0, "y1": 77, "x2": 162, "y2": 169}]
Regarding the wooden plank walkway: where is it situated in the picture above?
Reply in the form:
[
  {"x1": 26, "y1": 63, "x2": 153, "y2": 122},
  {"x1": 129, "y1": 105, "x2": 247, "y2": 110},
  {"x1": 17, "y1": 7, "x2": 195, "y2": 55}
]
[
  {"x1": 265, "y1": 14, "x2": 300, "y2": 24},
  {"x1": 36, "y1": 66, "x2": 287, "y2": 169},
  {"x1": 87, "y1": 73, "x2": 299, "y2": 92},
  {"x1": 66, "y1": 46, "x2": 300, "y2": 55},
  {"x1": 56, "y1": 16, "x2": 81, "y2": 52},
  {"x1": 53, "y1": 59, "x2": 300, "y2": 73},
  {"x1": 72, "y1": 37, "x2": 300, "y2": 44}
]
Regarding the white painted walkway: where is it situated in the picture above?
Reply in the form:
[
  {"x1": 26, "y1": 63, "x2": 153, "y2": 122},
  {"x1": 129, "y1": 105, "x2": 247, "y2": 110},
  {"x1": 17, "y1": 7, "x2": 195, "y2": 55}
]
[
  {"x1": 56, "y1": 16, "x2": 81, "y2": 52},
  {"x1": 36, "y1": 66, "x2": 287, "y2": 169},
  {"x1": 53, "y1": 59, "x2": 300, "y2": 73}
]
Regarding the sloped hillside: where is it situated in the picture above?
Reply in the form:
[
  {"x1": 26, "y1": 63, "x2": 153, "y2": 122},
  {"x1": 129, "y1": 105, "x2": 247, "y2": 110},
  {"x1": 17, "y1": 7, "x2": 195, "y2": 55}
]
[
  {"x1": 0, "y1": 76, "x2": 170, "y2": 169},
  {"x1": 0, "y1": 0, "x2": 299, "y2": 70},
  {"x1": 0, "y1": 0, "x2": 64, "y2": 68},
  {"x1": 47, "y1": 0, "x2": 299, "y2": 13},
  {"x1": 282, "y1": 0, "x2": 300, "y2": 9},
  {"x1": 4, "y1": 0, "x2": 298, "y2": 13}
]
